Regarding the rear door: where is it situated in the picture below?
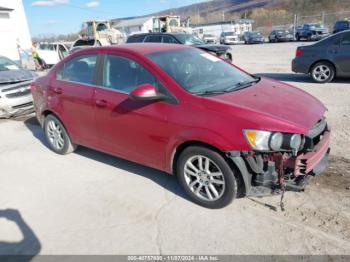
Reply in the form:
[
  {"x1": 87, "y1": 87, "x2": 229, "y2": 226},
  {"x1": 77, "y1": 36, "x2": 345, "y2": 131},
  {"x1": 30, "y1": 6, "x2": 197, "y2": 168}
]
[
  {"x1": 335, "y1": 32, "x2": 350, "y2": 74},
  {"x1": 50, "y1": 54, "x2": 99, "y2": 147}
]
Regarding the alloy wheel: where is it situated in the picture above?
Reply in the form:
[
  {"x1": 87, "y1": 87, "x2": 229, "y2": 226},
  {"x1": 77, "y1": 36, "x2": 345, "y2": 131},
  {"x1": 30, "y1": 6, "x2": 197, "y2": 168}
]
[
  {"x1": 184, "y1": 155, "x2": 226, "y2": 202},
  {"x1": 312, "y1": 65, "x2": 331, "y2": 82},
  {"x1": 46, "y1": 119, "x2": 65, "y2": 150}
]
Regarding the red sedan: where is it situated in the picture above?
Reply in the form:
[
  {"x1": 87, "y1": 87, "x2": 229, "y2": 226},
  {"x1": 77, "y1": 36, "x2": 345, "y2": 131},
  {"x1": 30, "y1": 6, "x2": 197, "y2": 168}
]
[{"x1": 31, "y1": 44, "x2": 330, "y2": 209}]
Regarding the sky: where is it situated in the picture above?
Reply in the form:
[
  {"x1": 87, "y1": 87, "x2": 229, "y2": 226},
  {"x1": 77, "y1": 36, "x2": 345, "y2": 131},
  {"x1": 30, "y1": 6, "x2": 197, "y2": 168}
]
[{"x1": 23, "y1": 0, "x2": 205, "y2": 36}]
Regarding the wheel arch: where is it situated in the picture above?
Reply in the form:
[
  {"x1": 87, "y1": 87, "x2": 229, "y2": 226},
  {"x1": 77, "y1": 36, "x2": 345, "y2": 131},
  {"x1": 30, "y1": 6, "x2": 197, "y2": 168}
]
[
  {"x1": 309, "y1": 59, "x2": 337, "y2": 76},
  {"x1": 171, "y1": 140, "x2": 247, "y2": 196},
  {"x1": 41, "y1": 110, "x2": 74, "y2": 142}
]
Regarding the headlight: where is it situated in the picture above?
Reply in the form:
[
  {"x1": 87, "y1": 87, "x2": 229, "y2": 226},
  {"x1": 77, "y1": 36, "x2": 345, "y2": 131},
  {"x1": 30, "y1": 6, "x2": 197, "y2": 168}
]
[
  {"x1": 244, "y1": 130, "x2": 302, "y2": 152},
  {"x1": 289, "y1": 134, "x2": 302, "y2": 150}
]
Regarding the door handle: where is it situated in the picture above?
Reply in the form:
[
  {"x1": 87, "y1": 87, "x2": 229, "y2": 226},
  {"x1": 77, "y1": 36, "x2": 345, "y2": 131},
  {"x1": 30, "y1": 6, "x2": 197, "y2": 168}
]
[
  {"x1": 95, "y1": 99, "x2": 107, "y2": 107},
  {"x1": 53, "y1": 87, "x2": 63, "y2": 94}
]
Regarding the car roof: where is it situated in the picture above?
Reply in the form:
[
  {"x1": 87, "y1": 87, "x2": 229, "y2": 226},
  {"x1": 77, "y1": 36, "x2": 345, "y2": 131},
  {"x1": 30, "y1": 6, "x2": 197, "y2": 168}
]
[{"x1": 75, "y1": 43, "x2": 189, "y2": 56}]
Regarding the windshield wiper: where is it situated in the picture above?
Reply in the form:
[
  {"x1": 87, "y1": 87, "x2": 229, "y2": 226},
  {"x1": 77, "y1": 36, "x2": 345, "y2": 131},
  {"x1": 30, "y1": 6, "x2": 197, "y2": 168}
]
[
  {"x1": 225, "y1": 77, "x2": 261, "y2": 92},
  {"x1": 192, "y1": 90, "x2": 229, "y2": 96}
]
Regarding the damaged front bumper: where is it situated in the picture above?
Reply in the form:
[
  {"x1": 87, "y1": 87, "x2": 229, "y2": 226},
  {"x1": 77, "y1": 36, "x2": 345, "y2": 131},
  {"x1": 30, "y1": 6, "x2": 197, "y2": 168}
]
[{"x1": 227, "y1": 125, "x2": 331, "y2": 197}]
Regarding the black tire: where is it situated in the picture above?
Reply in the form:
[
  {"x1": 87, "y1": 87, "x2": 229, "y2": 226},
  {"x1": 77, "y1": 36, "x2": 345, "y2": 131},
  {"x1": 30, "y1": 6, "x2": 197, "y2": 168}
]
[
  {"x1": 44, "y1": 114, "x2": 77, "y2": 155},
  {"x1": 296, "y1": 34, "x2": 300, "y2": 41},
  {"x1": 310, "y1": 61, "x2": 335, "y2": 83},
  {"x1": 176, "y1": 146, "x2": 237, "y2": 209},
  {"x1": 307, "y1": 34, "x2": 312, "y2": 41}
]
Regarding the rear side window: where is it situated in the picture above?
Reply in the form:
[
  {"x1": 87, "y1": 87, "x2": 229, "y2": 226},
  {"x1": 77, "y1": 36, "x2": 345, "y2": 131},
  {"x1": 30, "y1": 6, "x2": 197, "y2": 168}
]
[
  {"x1": 102, "y1": 55, "x2": 158, "y2": 93},
  {"x1": 57, "y1": 55, "x2": 97, "y2": 85},
  {"x1": 341, "y1": 33, "x2": 350, "y2": 45},
  {"x1": 127, "y1": 34, "x2": 146, "y2": 43},
  {"x1": 144, "y1": 35, "x2": 162, "y2": 43},
  {"x1": 162, "y1": 36, "x2": 178, "y2": 44}
]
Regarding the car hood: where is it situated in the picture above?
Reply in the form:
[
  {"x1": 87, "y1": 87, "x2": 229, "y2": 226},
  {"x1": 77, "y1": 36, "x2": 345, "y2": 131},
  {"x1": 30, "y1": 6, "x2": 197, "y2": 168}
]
[
  {"x1": 196, "y1": 44, "x2": 230, "y2": 55},
  {"x1": 0, "y1": 69, "x2": 36, "y2": 85},
  {"x1": 205, "y1": 77, "x2": 326, "y2": 133}
]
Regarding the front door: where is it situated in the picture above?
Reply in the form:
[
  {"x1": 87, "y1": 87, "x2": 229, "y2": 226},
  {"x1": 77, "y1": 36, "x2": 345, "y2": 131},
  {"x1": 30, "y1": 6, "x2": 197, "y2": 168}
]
[{"x1": 93, "y1": 54, "x2": 176, "y2": 169}]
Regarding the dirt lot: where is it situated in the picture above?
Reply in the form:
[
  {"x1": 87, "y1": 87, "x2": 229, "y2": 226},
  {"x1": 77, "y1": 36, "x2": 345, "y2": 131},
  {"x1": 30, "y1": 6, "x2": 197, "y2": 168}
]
[{"x1": 0, "y1": 42, "x2": 349, "y2": 255}]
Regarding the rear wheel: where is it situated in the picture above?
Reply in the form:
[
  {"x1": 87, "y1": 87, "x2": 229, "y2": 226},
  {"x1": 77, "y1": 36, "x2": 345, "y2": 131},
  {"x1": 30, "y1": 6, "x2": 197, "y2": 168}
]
[
  {"x1": 310, "y1": 62, "x2": 335, "y2": 83},
  {"x1": 296, "y1": 34, "x2": 300, "y2": 41},
  {"x1": 44, "y1": 114, "x2": 77, "y2": 155},
  {"x1": 177, "y1": 146, "x2": 237, "y2": 209}
]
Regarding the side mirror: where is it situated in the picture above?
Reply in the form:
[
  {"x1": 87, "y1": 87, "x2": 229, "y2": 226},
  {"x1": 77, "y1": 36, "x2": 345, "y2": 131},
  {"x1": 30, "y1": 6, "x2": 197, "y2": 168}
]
[{"x1": 129, "y1": 84, "x2": 165, "y2": 101}]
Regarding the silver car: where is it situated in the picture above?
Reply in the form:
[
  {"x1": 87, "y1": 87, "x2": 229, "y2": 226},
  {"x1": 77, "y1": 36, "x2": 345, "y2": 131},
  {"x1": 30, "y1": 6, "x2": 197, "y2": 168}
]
[{"x1": 0, "y1": 56, "x2": 36, "y2": 118}]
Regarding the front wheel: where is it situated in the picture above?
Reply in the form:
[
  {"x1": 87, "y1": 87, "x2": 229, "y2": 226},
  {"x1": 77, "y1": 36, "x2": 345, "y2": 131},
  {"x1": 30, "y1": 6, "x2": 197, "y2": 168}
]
[
  {"x1": 177, "y1": 146, "x2": 237, "y2": 209},
  {"x1": 44, "y1": 114, "x2": 77, "y2": 155},
  {"x1": 310, "y1": 62, "x2": 335, "y2": 83}
]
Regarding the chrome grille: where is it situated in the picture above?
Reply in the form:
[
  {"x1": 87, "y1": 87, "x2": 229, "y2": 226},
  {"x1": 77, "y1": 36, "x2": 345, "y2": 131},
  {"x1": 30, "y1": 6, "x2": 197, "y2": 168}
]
[{"x1": 6, "y1": 89, "x2": 31, "y2": 98}]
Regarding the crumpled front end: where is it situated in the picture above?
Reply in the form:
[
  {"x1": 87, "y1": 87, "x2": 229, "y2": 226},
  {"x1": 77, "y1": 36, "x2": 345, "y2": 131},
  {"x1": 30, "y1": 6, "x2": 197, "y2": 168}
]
[{"x1": 227, "y1": 118, "x2": 331, "y2": 197}]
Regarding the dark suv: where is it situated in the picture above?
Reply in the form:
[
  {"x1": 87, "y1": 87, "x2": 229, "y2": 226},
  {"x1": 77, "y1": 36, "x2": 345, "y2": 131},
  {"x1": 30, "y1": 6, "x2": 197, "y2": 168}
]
[
  {"x1": 333, "y1": 20, "x2": 350, "y2": 34},
  {"x1": 126, "y1": 33, "x2": 233, "y2": 62}
]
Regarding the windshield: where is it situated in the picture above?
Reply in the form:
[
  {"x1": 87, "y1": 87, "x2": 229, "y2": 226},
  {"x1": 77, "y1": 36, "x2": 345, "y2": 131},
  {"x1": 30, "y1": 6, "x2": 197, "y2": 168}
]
[
  {"x1": 204, "y1": 34, "x2": 214, "y2": 37},
  {"x1": 147, "y1": 48, "x2": 257, "y2": 95},
  {"x1": 0, "y1": 56, "x2": 20, "y2": 71},
  {"x1": 224, "y1": 32, "x2": 234, "y2": 36},
  {"x1": 251, "y1": 32, "x2": 261, "y2": 37},
  {"x1": 175, "y1": 34, "x2": 204, "y2": 46}
]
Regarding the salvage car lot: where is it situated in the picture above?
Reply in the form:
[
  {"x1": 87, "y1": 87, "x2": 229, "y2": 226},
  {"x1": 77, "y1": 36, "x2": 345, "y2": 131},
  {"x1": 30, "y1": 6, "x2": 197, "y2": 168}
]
[{"x1": 0, "y1": 42, "x2": 349, "y2": 255}]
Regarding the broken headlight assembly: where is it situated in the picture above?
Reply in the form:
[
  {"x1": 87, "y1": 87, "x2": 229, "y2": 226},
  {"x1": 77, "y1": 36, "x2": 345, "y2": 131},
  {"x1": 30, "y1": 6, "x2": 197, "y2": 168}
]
[{"x1": 243, "y1": 129, "x2": 302, "y2": 152}]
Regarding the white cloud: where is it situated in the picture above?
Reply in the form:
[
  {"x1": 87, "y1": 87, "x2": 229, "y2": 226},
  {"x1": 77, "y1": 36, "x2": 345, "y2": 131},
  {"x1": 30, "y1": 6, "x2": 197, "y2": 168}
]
[
  {"x1": 31, "y1": 0, "x2": 69, "y2": 7},
  {"x1": 86, "y1": 1, "x2": 99, "y2": 8}
]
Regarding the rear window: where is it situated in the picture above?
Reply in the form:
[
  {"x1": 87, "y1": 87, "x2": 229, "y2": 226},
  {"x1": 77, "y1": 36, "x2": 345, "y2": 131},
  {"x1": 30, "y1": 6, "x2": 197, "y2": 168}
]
[
  {"x1": 336, "y1": 21, "x2": 350, "y2": 30},
  {"x1": 73, "y1": 39, "x2": 96, "y2": 47},
  {"x1": 127, "y1": 34, "x2": 146, "y2": 43}
]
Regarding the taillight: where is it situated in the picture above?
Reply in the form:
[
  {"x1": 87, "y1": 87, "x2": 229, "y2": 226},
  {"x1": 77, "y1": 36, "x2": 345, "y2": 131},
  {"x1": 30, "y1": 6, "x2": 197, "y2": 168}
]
[
  {"x1": 296, "y1": 49, "x2": 303, "y2": 57},
  {"x1": 30, "y1": 82, "x2": 36, "y2": 91}
]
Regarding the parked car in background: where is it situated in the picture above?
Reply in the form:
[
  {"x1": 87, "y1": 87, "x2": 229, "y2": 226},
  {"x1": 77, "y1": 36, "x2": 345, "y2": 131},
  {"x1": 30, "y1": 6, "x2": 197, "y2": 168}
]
[
  {"x1": 0, "y1": 56, "x2": 36, "y2": 118},
  {"x1": 292, "y1": 30, "x2": 350, "y2": 83},
  {"x1": 219, "y1": 32, "x2": 239, "y2": 45},
  {"x1": 295, "y1": 23, "x2": 329, "y2": 41},
  {"x1": 37, "y1": 42, "x2": 70, "y2": 67},
  {"x1": 202, "y1": 34, "x2": 217, "y2": 44},
  {"x1": 333, "y1": 20, "x2": 350, "y2": 34},
  {"x1": 243, "y1": 31, "x2": 264, "y2": 44},
  {"x1": 70, "y1": 38, "x2": 101, "y2": 53},
  {"x1": 127, "y1": 32, "x2": 234, "y2": 62},
  {"x1": 268, "y1": 30, "x2": 294, "y2": 42},
  {"x1": 32, "y1": 44, "x2": 330, "y2": 209}
]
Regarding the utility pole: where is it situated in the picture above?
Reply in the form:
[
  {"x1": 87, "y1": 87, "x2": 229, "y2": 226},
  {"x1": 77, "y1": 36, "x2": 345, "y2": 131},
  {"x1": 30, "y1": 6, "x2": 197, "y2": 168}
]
[{"x1": 222, "y1": 11, "x2": 225, "y2": 22}]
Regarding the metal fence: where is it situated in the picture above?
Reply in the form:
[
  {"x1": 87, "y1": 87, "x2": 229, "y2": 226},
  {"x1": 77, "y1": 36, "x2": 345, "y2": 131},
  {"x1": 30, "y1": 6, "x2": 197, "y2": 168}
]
[{"x1": 253, "y1": 10, "x2": 350, "y2": 38}]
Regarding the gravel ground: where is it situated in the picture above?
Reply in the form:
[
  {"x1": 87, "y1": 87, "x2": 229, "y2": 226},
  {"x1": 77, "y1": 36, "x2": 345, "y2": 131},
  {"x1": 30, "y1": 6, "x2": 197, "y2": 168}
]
[{"x1": 0, "y1": 42, "x2": 349, "y2": 255}]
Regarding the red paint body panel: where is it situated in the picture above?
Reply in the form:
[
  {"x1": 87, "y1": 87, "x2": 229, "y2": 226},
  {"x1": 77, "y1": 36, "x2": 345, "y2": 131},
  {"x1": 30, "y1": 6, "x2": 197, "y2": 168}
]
[{"x1": 31, "y1": 44, "x2": 328, "y2": 174}]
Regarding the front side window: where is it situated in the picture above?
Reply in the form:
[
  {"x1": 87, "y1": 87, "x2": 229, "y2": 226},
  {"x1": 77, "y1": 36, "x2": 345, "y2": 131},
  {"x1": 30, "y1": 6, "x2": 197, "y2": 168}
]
[
  {"x1": 57, "y1": 55, "x2": 97, "y2": 85},
  {"x1": 102, "y1": 55, "x2": 158, "y2": 93},
  {"x1": 147, "y1": 48, "x2": 256, "y2": 95}
]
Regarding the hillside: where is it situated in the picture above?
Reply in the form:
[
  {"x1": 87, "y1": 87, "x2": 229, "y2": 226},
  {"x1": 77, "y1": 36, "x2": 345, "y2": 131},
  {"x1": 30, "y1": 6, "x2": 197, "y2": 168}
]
[{"x1": 151, "y1": 0, "x2": 350, "y2": 27}]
